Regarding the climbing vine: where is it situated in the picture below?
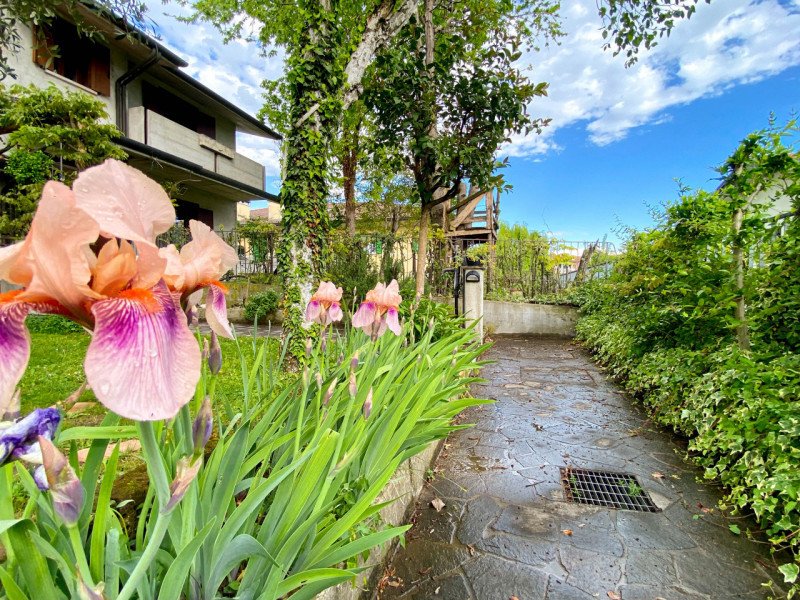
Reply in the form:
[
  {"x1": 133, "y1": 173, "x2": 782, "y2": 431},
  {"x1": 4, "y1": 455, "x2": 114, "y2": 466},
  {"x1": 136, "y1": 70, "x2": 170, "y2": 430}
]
[{"x1": 273, "y1": 2, "x2": 346, "y2": 354}]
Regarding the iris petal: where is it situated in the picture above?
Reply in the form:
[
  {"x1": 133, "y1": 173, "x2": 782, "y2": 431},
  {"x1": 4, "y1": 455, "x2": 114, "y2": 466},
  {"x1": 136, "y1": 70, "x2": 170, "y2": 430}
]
[
  {"x1": 385, "y1": 307, "x2": 401, "y2": 335},
  {"x1": 0, "y1": 407, "x2": 60, "y2": 465},
  {"x1": 328, "y1": 302, "x2": 343, "y2": 323},
  {"x1": 85, "y1": 281, "x2": 201, "y2": 421},
  {"x1": 72, "y1": 159, "x2": 175, "y2": 247},
  {"x1": 205, "y1": 283, "x2": 233, "y2": 339},
  {"x1": 305, "y1": 300, "x2": 322, "y2": 323},
  {"x1": 0, "y1": 298, "x2": 31, "y2": 412},
  {"x1": 352, "y1": 302, "x2": 376, "y2": 329}
]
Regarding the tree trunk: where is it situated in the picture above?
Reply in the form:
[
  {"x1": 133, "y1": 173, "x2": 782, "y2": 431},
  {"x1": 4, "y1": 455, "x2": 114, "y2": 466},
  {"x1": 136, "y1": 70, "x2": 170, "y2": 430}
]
[
  {"x1": 278, "y1": 5, "x2": 340, "y2": 354},
  {"x1": 343, "y1": 0, "x2": 419, "y2": 109},
  {"x1": 415, "y1": 202, "x2": 431, "y2": 298},
  {"x1": 343, "y1": 143, "x2": 357, "y2": 236},
  {"x1": 413, "y1": 0, "x2": 437, "y2": 300}
]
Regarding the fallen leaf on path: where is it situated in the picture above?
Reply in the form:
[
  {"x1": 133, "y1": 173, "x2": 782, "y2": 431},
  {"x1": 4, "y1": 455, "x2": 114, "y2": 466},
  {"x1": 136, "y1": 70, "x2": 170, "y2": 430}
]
[
  {"x1": 387, "y1": 580, "x2": 402, "y2": 588},
  {"x1": 510, "y1": 596, "x2": 520, "y2": 600},
  {"x1": 562, "y1": 529, "x2": 573, "y2": 536},
  {"x1": 431, "y1": 498, "x2": 445, "y2": 512},
  {"x1": 651, "y1": 471, "x2": 665, "y2": 479},
  {"x1": 607, "y1": 592, "x2": 621, "y2": 600}
]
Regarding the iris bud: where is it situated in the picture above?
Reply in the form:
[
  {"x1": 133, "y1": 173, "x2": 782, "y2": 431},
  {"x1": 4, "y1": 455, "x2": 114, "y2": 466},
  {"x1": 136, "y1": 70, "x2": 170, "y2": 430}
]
[
  {"x1": 363, "y1": 388, "x2": 373, "y2": 419},
  {"x1": 192, "y1": 396, "x2": 213, "y2": 454},
  {"x1": 39, "y1": 436, "x2": 84, "y2": 525},
  {"x1": 208, "y1": 331, "x2": 222, "y2": 375},
  {"x1": 348, "y1": 372, "x2": 357, "y2": 399}
]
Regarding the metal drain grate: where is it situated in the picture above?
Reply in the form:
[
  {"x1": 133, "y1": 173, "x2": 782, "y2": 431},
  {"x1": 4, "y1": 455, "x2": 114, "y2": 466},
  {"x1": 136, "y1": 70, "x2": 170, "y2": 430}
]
[{"x1": 561, "y1": 467, "x2": 660, "y2": 512}]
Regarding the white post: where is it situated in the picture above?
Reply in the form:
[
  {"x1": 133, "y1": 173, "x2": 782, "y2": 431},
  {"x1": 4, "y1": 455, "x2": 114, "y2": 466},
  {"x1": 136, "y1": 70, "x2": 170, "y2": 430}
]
[{"x1": 462, "y1": 267, "x2": 484, "y2": 343}]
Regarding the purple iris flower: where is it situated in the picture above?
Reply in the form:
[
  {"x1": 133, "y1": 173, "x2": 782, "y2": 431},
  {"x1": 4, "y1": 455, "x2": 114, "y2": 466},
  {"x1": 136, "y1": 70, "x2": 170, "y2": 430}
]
[{"x1": 0, "y1": 408, "x2": 61, "y2": 488}]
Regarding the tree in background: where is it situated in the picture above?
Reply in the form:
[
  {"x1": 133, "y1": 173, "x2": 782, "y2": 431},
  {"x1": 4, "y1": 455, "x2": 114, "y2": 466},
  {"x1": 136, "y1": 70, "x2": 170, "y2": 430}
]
[
  {"x1": 191, "y1": 0, "x2": 420, "y2": 352},
  {"x1": 365, "y1": 0, "x2": 558, "y2": 296},
  {"x1": 190, "y1": 0, "x2": 711, "y2": 341},
  {"x1": 0, "y1": 84, "x2": 125, "y2": 237}
]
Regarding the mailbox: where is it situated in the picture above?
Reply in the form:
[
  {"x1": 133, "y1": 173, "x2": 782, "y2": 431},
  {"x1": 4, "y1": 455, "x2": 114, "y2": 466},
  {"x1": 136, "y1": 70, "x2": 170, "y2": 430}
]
[{"x1": 465, "y1": 270, "x2": 481, "y2": 283}]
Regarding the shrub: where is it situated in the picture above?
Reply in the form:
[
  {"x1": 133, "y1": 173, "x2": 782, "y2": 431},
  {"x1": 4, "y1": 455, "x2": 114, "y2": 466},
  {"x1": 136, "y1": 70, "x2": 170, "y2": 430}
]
[
  {"x1": 400, "y1": 297, "x2": 464, "y2": 342},
  {"x1": 576, "y1": 123, "x2": 800, "y2": 592},
  {"x1": 25, "y1": 314, "x2": 84, "y2": 334},
  {"x1": 327, "y1": 238, "x2": 379, "y2": 307},
  {"x1": 243, "y1": 289, "x2": 280, "y2": 323}
]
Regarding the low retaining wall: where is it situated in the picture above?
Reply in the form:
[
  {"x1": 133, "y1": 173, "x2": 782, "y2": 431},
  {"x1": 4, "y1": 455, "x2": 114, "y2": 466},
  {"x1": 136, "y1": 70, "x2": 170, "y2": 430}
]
[
  {"x1": 317, "y1": 441, "x2": 441, "y2": 600},
  {"x1": 484, "y1": 300, "x2": 578, "y2": 336}
]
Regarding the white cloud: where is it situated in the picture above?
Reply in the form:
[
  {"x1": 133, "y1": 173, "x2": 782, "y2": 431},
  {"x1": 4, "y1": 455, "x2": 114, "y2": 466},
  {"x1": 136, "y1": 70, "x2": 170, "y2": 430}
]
[{"x1": 505, "y1": 0, "x2": 800, "y2": 156}]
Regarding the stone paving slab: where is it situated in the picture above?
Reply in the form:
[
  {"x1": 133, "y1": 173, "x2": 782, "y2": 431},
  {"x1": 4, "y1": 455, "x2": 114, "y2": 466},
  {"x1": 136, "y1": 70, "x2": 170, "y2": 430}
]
[{"x1": 375, "y1": 336, "x2": 784, "y2": 600}]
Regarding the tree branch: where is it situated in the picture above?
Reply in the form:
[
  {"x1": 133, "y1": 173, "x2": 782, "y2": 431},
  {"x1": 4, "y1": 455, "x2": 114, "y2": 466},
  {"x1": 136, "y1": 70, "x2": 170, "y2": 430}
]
[{"x1": 342, "y1": 0, "x2": 418, "y2": 110}]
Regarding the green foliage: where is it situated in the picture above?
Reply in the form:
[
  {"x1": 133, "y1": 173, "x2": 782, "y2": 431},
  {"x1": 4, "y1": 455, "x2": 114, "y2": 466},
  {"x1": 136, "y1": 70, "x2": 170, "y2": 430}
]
[
  {"x1": 0, "y1": 84, "x2": 125, "y2": 236},
  {"x1": 7, "y1": 315, "x2": 488, "y2": 599},
  {"x1": 327, "y1": 237, "x2": 380, "y2": 308},
  {"x1": 598, "y1": 0, "x2": 710, "y2": 66},
  {"x1": 243, "y1": 289, "x2": 281, "y2": 323},
  {"x1": 400, "y1": 297, "x2": 464, "y2": 343},
  {"x1": 25, "y1": 314, "x2": 83, "y2": 334},
  {"x1": 365, "y1": 3, "x2": 556, "y2": 211},
  {"x1": 575, "y1": 121, "x2": 800, "y2": 590}
]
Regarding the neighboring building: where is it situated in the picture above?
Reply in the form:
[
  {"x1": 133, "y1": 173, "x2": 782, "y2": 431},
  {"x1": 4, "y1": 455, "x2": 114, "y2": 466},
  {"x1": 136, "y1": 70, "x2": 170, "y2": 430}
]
[
  {"x1": 249, "y1": 204, "x2": 283, "y2": 224},
  {"x1": 6, "y1": 2, "x2": 280, "y2": 230}
]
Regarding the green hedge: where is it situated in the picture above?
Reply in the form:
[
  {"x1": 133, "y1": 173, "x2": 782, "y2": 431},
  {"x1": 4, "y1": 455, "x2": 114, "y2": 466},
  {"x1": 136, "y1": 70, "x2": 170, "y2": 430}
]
[{"x1": 576, "y1": 124, "x2": 800, "y2": 590}]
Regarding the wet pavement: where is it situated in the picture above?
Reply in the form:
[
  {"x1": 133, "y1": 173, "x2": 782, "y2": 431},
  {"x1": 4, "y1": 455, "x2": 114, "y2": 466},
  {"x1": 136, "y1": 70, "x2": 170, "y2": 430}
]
[{"x1": 376, "y1": 336, "x2": 784, "y2": 600}]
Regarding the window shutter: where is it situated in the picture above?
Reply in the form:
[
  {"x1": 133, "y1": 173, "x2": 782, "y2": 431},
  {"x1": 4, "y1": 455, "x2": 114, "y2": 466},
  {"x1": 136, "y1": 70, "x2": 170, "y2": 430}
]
[
  {"x1": 32, "y1": 24, "x2": 56, "y2": 69},
  {"x1": 88, "y1": 47, "x2": 111, "y2": 96}
]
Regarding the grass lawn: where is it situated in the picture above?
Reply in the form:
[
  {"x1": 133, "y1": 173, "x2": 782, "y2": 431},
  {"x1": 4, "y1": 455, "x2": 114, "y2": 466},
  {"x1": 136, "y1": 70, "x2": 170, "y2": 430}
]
[{"x1": 21, "y1": 326, "x2": 284, "y2": 421}]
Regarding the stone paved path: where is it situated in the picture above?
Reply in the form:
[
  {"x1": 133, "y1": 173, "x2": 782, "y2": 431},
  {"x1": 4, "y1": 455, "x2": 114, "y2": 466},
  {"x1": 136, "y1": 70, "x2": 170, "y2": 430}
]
[{"x1": 377, "y1": 336, "x2": 784, "y2": 600}]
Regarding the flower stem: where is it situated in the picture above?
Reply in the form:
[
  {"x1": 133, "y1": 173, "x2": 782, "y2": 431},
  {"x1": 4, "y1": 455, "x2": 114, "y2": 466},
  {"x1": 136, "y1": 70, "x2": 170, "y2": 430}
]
[
  {"x1": 68, "y1": 524, "x2": 93, "y2": 587},
  {"x1": 115, "y1": 510, "x2": 173, "y2": 600},
  {"x1": 137, "y1": 421, "x2": 170, "y2": 507}
]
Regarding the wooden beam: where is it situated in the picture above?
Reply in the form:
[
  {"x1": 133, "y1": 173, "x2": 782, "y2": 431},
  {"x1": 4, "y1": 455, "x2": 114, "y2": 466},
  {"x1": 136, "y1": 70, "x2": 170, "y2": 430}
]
[
  {"x1": 449, "y1": 188, "x2": 487, "y2": 214},
  {"x1": 450, "y1": 192, "x2": 486, "y2": 230},
  {"x1": 446, "y1": 228, "x2": 492, "y2": 237}
]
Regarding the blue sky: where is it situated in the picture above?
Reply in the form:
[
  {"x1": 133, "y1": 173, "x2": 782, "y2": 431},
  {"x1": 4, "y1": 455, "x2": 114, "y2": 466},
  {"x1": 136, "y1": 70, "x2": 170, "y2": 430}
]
[
  {"x1": 504, "y1": 68, "x2": 800, "y2": 245},
  {"x1": 143, "y1": 0, "x2": 800, "y2": 245}
]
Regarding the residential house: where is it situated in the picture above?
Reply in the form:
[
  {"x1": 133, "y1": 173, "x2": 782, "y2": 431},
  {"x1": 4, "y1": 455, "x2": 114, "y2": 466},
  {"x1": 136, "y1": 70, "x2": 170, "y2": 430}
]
[{"x1": 6, "y1": 2, "x2": 280, "y2": 230}]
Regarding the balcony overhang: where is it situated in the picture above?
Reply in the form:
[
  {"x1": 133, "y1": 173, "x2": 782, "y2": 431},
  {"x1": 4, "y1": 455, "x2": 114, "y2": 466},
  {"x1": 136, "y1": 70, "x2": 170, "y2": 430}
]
[{"x1": 118, "y1": 136, "x2": 279, "y2": 203}]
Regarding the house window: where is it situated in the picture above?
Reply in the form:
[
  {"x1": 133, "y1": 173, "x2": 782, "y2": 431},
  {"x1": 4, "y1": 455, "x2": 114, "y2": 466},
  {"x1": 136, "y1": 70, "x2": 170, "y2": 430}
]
[{"x1": 33, "y1": 18, "x2": 111, "y2": 96}]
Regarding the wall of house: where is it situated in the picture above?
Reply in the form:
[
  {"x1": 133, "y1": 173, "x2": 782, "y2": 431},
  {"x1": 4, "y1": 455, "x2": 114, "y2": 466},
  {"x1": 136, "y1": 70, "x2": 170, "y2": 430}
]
[
  {"x1": 181, "y1": 188, "x2": 238, "y2": 231},
  {"x1": 6, "y1": 22, "x2": 126, "y2": 120},
  {"x1": 127, "y1": 108, "x2": 265, "y2": 190},
  {"x1": 216, "y1": 119, "x2": 236, "y2": 149}
]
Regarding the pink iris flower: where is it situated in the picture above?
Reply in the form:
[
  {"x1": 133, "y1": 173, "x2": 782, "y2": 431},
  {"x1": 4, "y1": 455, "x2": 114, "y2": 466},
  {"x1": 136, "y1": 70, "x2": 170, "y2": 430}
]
[
  {"x1": 351, "y1": 280, "x2": 402, "y2": 338},
  {"x1": 0, "y1": 160, "x2": 236, "y2": 421},
  {"x1": 305, "y1": 281, "x2": 344, "y2": 327}
]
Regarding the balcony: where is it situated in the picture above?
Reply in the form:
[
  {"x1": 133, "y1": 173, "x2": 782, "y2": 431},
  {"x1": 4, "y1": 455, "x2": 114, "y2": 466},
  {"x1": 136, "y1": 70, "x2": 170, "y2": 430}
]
[{"x1": 127, "y1": 107, "x2": 265, "y2": 192}]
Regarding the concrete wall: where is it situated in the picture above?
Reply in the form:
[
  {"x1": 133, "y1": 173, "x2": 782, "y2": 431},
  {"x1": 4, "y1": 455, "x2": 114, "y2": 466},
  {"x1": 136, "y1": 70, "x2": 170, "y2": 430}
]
[
  {"x1": 317, "y1": 442, "x2": 441, "y2": 600},
  {"x1": 128, "y1": 108, "x2": 265, "y2": 190},
  {"x1": 484, "y1": 300, "x2": 578, "y2": 337},
  {"x1": 181, "y1": 188, "x2": 238, "y2": 231}
]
